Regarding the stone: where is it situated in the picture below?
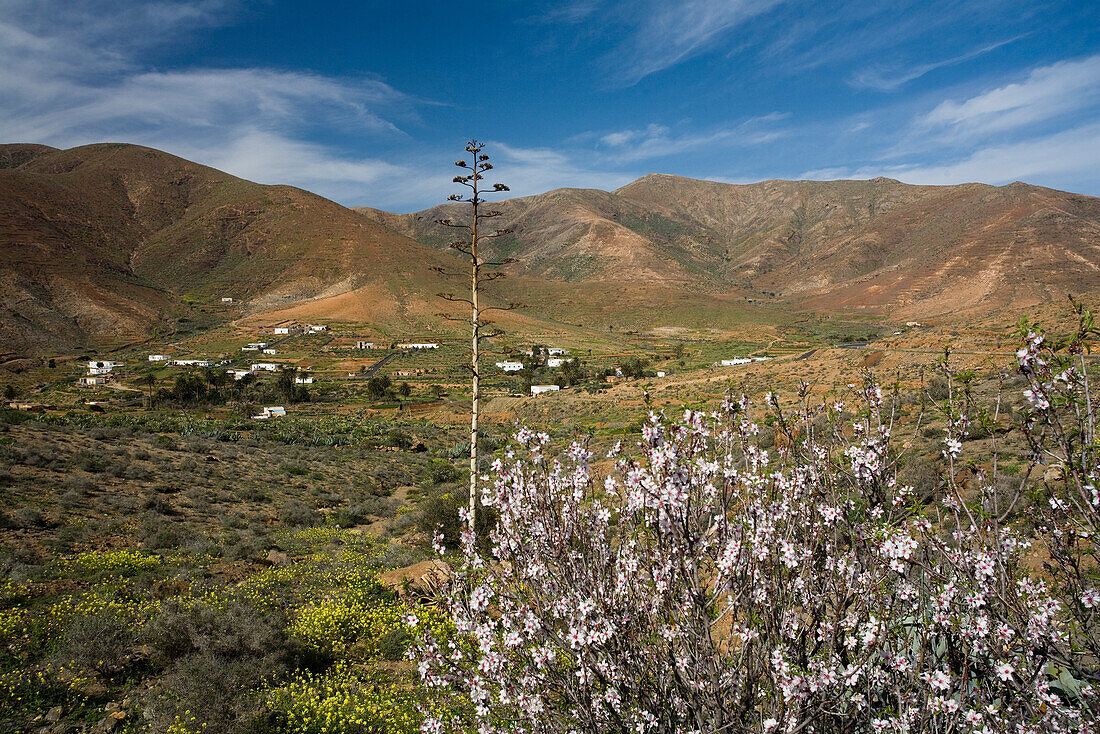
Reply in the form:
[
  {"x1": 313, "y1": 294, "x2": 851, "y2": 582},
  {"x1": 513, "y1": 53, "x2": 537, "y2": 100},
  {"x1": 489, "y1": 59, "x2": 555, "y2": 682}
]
[{"x1": 265, "y1": 549, "x2": 289, "y2": 566}]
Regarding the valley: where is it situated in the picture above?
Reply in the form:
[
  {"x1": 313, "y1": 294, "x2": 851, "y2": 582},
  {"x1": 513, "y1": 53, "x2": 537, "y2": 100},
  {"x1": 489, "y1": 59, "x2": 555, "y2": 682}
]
[{"x1": 2, "y1": 142, "x2": 1099, "y2": 734}]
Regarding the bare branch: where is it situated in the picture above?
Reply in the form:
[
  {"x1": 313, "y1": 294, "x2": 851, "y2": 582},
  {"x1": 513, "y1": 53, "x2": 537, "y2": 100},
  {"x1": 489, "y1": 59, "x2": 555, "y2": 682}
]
[
  {"x1": 439, "y1": 293, "x2": 475, "y2": 306},
  {"x1": 481, "y1": 302, "x2": 522, "y2": 313}
]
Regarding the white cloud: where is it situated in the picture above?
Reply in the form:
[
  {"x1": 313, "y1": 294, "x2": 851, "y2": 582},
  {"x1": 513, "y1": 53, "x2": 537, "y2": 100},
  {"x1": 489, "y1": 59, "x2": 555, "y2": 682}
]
[
  {"x1": 800, "y1": 123, "x2": 1100, "y2": 188},
  {"x1": 593, "y1": 113, "x2": 790, "y2": 163},
  {"x1": 491, "y1": 143, "x2": 637, "y2": 197},
  {"x1": 600, "y1": 124, "x2": 670, "y2": 147},
  {"x1": 164, "y1": 128, "x2": 406, "y2": 193},
  {"x1": 920, "y1": 55, "x2": 1100, "y2": 135},
  {"x1": 0, "y1": 0, "x2": 443, "y2": 209}
]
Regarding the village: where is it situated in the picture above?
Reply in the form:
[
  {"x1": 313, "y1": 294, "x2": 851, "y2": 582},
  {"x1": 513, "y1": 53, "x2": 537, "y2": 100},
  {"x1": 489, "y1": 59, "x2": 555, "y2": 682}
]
[{"x1": 13, "y1": 310, "x2": 846, "y2": 422}]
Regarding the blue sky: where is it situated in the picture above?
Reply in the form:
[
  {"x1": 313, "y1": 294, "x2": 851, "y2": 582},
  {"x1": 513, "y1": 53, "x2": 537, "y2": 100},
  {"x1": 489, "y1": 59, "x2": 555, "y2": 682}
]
[{"x1": 2, "y1": 0, "x2": 1098, "y2": 211}]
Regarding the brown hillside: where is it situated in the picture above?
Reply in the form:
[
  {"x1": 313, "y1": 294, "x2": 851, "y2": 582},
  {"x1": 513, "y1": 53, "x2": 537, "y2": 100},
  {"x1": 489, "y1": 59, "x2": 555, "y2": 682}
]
[
  {"x1": 0, "y1": 143, "x2": 457, "y2": 355},
  {"x1": 359, "y1": 174, "x2": 1100, "y2": 319}
]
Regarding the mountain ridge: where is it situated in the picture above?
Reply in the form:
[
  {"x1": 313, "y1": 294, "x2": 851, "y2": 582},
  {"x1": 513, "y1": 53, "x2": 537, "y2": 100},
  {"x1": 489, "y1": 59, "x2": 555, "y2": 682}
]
[
  {"x1": 0, "y1": 143, "x2": 458, "y2": 355},
  {"x1": 2, "y1": 141, "x2": 1098, "y2": 357},
  {"x1": 357, "y1": 173, "x2": 1100, "y2": 318}
]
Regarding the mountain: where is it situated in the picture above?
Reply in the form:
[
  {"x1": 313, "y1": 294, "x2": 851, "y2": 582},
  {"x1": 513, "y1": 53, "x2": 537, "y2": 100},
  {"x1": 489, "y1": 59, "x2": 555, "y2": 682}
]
[
  {"x1": 0, "y1": 143, "x2": 456, "y2": 356},
  {"x1": 3, "y1": 142, "x2": 1099, "y2": 357},
  {"x1": 358, "y1": 174, "x2": 1100, "y2": 319}
]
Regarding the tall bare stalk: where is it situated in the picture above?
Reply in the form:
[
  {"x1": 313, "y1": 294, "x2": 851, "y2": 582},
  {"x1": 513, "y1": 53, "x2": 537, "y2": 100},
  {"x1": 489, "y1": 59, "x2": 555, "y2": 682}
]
[{"x1": 435, "y1": 141, "x2": 514, "y2": 534}]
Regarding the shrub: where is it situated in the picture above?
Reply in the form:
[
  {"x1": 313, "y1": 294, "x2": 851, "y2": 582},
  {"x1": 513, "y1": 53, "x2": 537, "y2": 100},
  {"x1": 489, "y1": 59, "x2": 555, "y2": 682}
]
[
  {"x1": 11, "y1": 507, "x2": 45, "y2": 528},
  {"x1": 384, "y1": 429, "x2": 412, "y2": 449},
  {"x1": 146, "y1": 600, "x2": 296, "y2": 733},
  {"x1": 421, "y1": 458, "x2": 461, "y2": 487},
  {"x1": 280, "y1": 500, "x2": 320, "y2": 527},
  {"x1": 63, "y1": 475, "x2": 97, "y2": 495},
  {"x1": 50, "y1": 604, "x2": 138, "y2": 676},
  {"x1": 409, "y1": 317, "x2": 1100, "y2": 733}
]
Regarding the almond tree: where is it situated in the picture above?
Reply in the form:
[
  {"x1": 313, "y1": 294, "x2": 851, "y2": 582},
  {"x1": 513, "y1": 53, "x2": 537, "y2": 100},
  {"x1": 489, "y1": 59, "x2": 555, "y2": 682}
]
[
  {"x1": 435, "y1": 141, "x2": 515, "y2": 535},
  {"x1": 409, "y1": 314, "x2": 1099, "y2": 733}
]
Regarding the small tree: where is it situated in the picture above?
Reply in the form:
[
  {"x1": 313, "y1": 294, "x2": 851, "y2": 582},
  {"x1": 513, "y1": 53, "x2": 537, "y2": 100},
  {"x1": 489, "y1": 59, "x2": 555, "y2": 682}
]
[
  {"x1": 409, "y1": 315, "x2": 1100, "y2": 733},
  {"x1": 434, "y1": 141, "x2": 516, "y2": 534},
  {"x1": 276, "y1": 367, "x2": 298, "y2": 403},
  {"x1": 142, "y1": 373, "x2": 156, "y2": 408},
  {"x1": 367, "y1": 375, "x2": 391, "y2": 401}
]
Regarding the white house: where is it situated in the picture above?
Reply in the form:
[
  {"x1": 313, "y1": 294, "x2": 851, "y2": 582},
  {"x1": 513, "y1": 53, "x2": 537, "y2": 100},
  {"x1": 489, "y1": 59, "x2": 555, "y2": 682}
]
[
  {"x1": 88, "y1": 360, "x2": 122, "y2": 374},
  {"x1": 262, "y1": 348, "x2": 277, "y2": 355},
  {"x1": 295, "y1": 376, "x2": 315, "y2": 384},
  {"x1": 356, "y1": 341, "x2": 375, "y2": 350},
  {"x1": 251, "y1": 363, "x2": 280, "y2": 372},
  {"x1": 547, "y1": 348, "x2": 568, "y2": 356},
  {"x1": 496, "y1": 361, "x2": 524, "y2": 372},
  {"x1": 252, "y1": 406, "x2": 287, "y2": 420},
  {"x1": 306, "y1": 324, "x2": 328, "y2": 333},
  {"x1": 228, "y1": 369, "x2": 253, "y2": 381},
  {"x1": 656, "y1": 371, "x2": 667, "y2": 378},
  {"x1": 546, "y1": 357, "x2": 574, "y2": 368},
  {"x1": 171, "y1": 359, "x2": 214, "y2": 368},
  {"x1": 242, "y1": 342, "x2": 268, "y2": 351},
  {"x1": 221, "y1": 297, "x2": 234, "y2": 303},
  {"x1": 530, "y1": 385, "x2": 561, "y2": 396},
  {"x1": 399, "y1": 342, "x2": 439, "y2": 350},
  {"x1": 273, "y1": 327, "x2": 292, "y2": 335},
  {"x1": 719, "y1": 356, "x2": 771, "y2": 367},
  {"x1": 147, "y1": 355, "x2": 170, "y2": 362},
  {"x1": 79, "y1": 375, "x2": 113, "y2": 386}
]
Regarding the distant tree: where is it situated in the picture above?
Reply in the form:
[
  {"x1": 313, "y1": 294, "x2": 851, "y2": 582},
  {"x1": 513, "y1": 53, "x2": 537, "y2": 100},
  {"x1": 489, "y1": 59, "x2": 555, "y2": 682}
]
[
  {"x1": 522, "y1": 345, "x2": 544, "y2": 371},
  {"x1": 276, "y1": 367, "x2": 298, "y2": 402},
  {"x1": 672, "y1": 342, "x2": 686, "y2": 360},
  {"x1": 47, "y1": 358, "x2": 56, "y2": 369},
  {"x1": 399, "y1": 381, "x2": 412, "y2": 398},
  {"x1": 558, "y1": 358, "x2": 585, "y2": 387},
  {"x1": 430, "y1": 384, "x2": 445, "y2": 399},
  {"x1": 167, "y1": 374, "x2": 210, "y2": 405},
  {"x1": 434, "y1": 141, "x2": 516, "y2": 535},
  {"x1": 3, "y1": 384, "x2": 15, "y2": 400},
  {"x1": 206, "y1": 369, "x2": 229, "y2": 390},
  {"x1": 367, "y1": 375, "x2": 391, "y2": 400},
  {"x1": 142, "y1": 373, "x2": 156, "y2": 408},
  {"x1": 620, "y1": 356, "x2": 649, "y2": 380}
]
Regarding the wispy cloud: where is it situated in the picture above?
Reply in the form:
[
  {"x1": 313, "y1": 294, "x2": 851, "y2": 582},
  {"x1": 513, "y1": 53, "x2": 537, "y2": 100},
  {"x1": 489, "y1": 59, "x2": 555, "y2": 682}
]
[
  {"x1": 796, "y1": 52, "x2": 1100, "y2": 195},
  {"x1": 593, "y1": 113, "x2": 791, "y2": 163},
  {"x1": 760, "y1": 0, "x2": 1024, "y2": 81},
  {"x1": 600, "y1": 0, "x2": 787, "y2": 86},
  {"x1": 0, "y1": 67, "x2": 415, "y2": 145},
  {"x1": 850, "y1": 35, "x2": 1025, "y2": 90}
]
